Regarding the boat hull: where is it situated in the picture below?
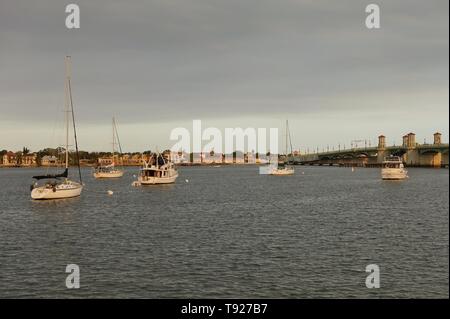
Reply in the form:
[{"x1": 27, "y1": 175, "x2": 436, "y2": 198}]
[
  {"x1": 138, "y1": 173, "x2": 178, "y2": 185},
  {"x1": 381, "y1": 168, "x2": 408, "y2": 180},
  {"x1": 31, "y1": 181, "x2": 83, "y2": 200},
  {"x1": 270, "y1": 168, "x2": 295, "y2": 175},
  {"x1": 93, "y1": 170, "x2": 124, "y2": 179}
]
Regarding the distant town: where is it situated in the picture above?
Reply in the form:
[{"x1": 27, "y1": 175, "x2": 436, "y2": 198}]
[
  {"x1": 1, "y1": 131, "x2": 448, "y2": 168},
  {"x1": 0, "y1": 148, "x2": 294, "y2": 167}
]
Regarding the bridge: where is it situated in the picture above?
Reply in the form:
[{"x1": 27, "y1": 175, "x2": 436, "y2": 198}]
[{"x1": 291, "y1": 132, "x2": 449, "y2": 168}]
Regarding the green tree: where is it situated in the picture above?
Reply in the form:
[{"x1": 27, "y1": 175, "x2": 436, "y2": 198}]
[
  {"x1": 16, "y1": 151, "x2": 23, "y2": 165},
  {"x1": 35, "y1": 154, "x2": 42, "y2": 167}
]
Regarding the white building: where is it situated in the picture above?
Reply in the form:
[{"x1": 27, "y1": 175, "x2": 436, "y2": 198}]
[{"x1": 41, "y1": 155, "x2": 59, "y2": 166}]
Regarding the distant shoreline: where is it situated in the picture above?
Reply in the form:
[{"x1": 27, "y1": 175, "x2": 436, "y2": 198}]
[
  {"x1": 0, "y1": 163, "x2": 264, "y2": 169},
  {"x1": 1, "y1": 163, "x2": 448, "y2": 169}
]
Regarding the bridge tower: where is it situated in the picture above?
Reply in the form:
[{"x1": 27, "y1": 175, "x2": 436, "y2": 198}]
[
  {"x1": 402, "y1": 134, "x2": 408, "y2": 148},
  {"x1": 376, "y1": 134, "x2": 387, "y2": 164},
  {"x1": 428, "y1": 132, "x2": 443, "y2": 167},
  {"x1": 404, "y1": 132, "x2": 417, "y2": 165},
  {"x1": 434, "y1": 132, "x2": 442, "y2": 145},
  {"x1": 407, "y1": 132, "x2": 416, "y2": 148},
  {"x1": 378, "y1": 135, "x2": 386, "y2": 149}
]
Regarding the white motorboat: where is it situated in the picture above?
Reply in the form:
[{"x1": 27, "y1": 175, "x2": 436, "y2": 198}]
[
  {"x1": 31, "y1": 56, "x2": 83, "y2": 200},
  {"x1": 135, "y1": 153, "x2": 178, "y2": 185},
  {"x1": 381, "y1": 156, "x2": 408, "y2": 180},
  {"x1": 94, "y1": 117, "x2": 124, "y2": 179},
  {"x1": 270, "y1": 165, "x2": 295, "y2": 175}
]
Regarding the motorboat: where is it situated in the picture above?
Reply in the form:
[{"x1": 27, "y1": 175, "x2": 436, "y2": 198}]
[{"x1": 381, "y1": 156, "x2": 408, "y2": 180}]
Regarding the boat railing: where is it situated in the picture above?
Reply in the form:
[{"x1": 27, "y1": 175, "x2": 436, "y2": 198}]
[{"x1": 383, "y1": 156, "x2": 402, "y2": 162}]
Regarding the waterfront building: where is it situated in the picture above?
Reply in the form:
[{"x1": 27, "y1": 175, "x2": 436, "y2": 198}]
[
  {"x1": 98, "y1": 157, "x2": 114, "y2": 166},
  {"x1": 2, "y1": 152, "x2": 17, "y2": 166},
  {"x1": 22, "y1": 153, "x2": 37, "y2": 166},
  {"x1": 41, "y1": 155, "x2": 59, "y2": 166}
]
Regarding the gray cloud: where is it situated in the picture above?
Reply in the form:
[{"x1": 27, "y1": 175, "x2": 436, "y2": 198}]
[{"x1": 0, "y1": 0, "x2": 448, "y2": 151}]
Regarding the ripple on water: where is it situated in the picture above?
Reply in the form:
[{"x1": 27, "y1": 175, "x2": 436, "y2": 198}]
[{"x1": 0, "y1": 166, "x2": 448, "y2": 298}]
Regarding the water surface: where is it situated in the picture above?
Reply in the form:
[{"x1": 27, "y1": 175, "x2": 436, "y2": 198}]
[{"x1": 0, "y1": 166, "x2": 448, "y2": 298}]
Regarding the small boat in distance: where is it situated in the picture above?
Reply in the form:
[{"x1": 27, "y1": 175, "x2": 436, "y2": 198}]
[
  {"x1": 134, "y1": 152, "x2": 178, "y2": 185},
  {"x1": 93, "y1": 117, "x2": 124, "y2": 179},
  {"x1": 31, "y1": 56, "x2": 83, "y2": 200},
  {"x1": 270, "y1": 120, "x2": 295, "y2": 176},
  {"x1": 381, "y1": 156, "x2": 408, "y2": 180},
  {"x1": 269, "y1": 164, "x2": 295, "y2": 175}
]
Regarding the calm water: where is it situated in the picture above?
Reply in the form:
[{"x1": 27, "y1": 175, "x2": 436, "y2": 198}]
[{"x1": 0, "y1": 166, "x2": 448, "y2": 298}]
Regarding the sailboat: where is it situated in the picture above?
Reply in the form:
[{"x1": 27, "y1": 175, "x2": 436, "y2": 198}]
[
  {"x1": 93, "y1": 117, "x2": 124, "y2": 178},
  {"x1": 31, "y1": 56, "x2": 83, "y2": 200},
  {"x1": 269, "y1": 120, "x2": 295, "y2": 175}
]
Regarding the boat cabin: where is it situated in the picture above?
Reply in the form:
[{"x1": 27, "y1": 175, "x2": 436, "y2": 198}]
[
  {"x1": 140, "y1": 167, "x2": 170, "y2": 179},
  {"x1": 382, "y1": 156, "x2": 403, "y2": 168},
  {"x1": 383, "y1": 162, "x2": 402, "y2": 168}
]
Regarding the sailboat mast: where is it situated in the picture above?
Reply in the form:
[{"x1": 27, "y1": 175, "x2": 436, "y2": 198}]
[
  {"x1": 285, "y1": 120, "x2": 288, "y2": 157},
  {"x1": 113, "y1": 118, "x2": 123, "y2": 156},
  {"x1": 112, "y1": 117, "x2": 115, "y2": 165},
  {"x1": 65, "y1": 57, "x2": 70, "y2": 169},
  {"x1": 66, "y1": 56, "x2": 83, "y2": 183}
]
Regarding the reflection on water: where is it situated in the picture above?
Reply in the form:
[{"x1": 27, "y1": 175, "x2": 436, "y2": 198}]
[{"x1": 0, "y1": 166, "x2": 448, "y2": 298}]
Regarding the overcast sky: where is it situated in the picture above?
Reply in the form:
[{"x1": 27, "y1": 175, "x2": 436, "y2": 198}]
[{"x1": 0, "y1": 0, "x2": 448, "y2": 152}]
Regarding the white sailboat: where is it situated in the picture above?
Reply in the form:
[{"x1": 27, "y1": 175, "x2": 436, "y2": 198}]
[
  {"x1": 133, "y1": 152, "x2": 178, "y2": 185},
  {"x1": 93, "y1": 117, "x2": 124, "y2": 179},
  {"x1": 270, "y1": 120, "x2": 295, "y2": 176},
  {"x1": 31, "y1": 56, "x2": 83, "y2": 200}
]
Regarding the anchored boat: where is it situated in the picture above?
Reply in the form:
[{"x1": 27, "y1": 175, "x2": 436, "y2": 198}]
[
  {"x1": 31, "y1": 56, "x2": 83, "y2": 200},
  {"x1": 269, "y1": 164, "x2": 294, "y2": 175},
  {"x1": 381, "y1": 156, "x2": 408, "y2": 180},
  {"x1": 269, "y1": 120, "x2": 295, "y2": 176},
  {"x1": 133, "y1": 153, "x2": 178, "y2": 185},
  {"x1": 93, "y1": 117, "x2": 124, "y2": 179}
]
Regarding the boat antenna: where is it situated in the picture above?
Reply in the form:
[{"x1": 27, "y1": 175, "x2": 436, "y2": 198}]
[{"x1": 66, "y1": 56, "x2": 83, "y2": 184}]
